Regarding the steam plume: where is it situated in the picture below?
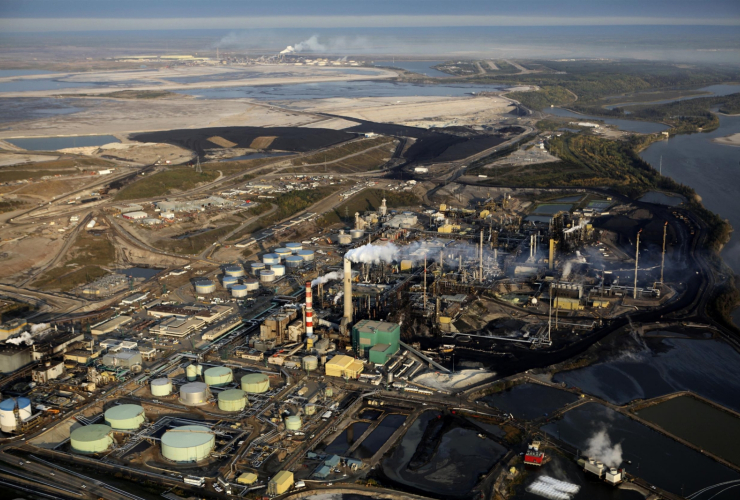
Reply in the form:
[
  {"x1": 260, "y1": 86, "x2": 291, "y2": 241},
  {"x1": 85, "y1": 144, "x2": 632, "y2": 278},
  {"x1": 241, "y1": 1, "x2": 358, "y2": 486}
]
[
  {"x1": 6, "y1": 332, "x2": 34, "y2": 346},
  {"x1": 312, "y1": 271, "x2": 343, "y2": 287},
  {"x1": 585, "y1": 429, "x2": 623, "y2": 467}
]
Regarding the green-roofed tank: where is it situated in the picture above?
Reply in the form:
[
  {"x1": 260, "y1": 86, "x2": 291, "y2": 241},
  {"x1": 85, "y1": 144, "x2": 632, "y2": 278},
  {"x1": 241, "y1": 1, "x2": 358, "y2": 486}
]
[
  {"x1": 241, "y1": 373, "x2": 270, "y2": 393},
  {"x1": 70, "y1": 424, "x2": 113, "y2": 454},
  {"x1": 285, "y1": 415, "x2": 302, "y2": 431},
  {"x1": 204, "y1": 366, "x2": 233, "y2": 387},
  {"x1": 104, "y1": 403, "x2": 146, "y2": 430},
  {"x1": 161, "y1": 425, "x2": 215, "y2": 462},
  {"x1": 218, "y1": 389, "x2": 247, "y2": 412}
]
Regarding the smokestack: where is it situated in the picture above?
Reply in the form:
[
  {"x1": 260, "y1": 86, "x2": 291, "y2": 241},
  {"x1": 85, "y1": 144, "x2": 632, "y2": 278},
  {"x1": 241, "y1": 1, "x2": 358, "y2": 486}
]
[
  {"x1": 424, "y1": 257, "x2": 427, "y2": 310},
  {"x1": 530, "y1": 234, "x2": 534, "y2": 260},
  {"x1": 343, "y1": 258, "x2": 352, "y2": 324},
  {"x1": 305, "y1": 281, "x2": 313, "y2": 337},
  {"x1": 479, "y1": 231, "x2": 484, "y2": 281},
  {"x1": 633, "y1": 230, "x2": 642, "y2": 299},
  {"x1": 549, "y1": 238, "x2": 555, "y2": 270},
  {"x1": 660, "y1": 222, "x2": 667, "y2": 285}
]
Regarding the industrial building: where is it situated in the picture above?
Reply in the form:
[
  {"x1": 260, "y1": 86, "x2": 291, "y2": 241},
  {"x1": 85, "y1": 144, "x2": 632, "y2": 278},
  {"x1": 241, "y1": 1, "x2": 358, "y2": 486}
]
[
  {"x1": 149, "y1": 316, "x2": 206, "y2": 337},
  {"x1": 268, "y1": 470, "x2": 294, "y2": 496},
  {"x1": 351, "y1": 320, "x2": 401, "y2": 365},
  {"x1": 102, "y1": 350, "x2": 142, "y2": 369},
  {"x1": 122, "y1": 211, "x2": 148, "y2": 220},
  {"x1": 0, "y1": 319, "x2": 26, "y2": 340},
  {"x1": 91, "y1": 315, "x2": 132, "y2": 335},
  {"x1": 325, "y1": 355, "x2": 364, "y2": 379}
]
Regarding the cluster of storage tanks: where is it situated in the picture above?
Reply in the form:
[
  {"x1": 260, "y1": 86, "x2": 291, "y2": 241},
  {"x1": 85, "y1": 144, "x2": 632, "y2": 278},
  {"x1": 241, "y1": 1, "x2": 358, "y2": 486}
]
[{"x1": 261, "y1": 244, "x2": 314, "y2": 273}]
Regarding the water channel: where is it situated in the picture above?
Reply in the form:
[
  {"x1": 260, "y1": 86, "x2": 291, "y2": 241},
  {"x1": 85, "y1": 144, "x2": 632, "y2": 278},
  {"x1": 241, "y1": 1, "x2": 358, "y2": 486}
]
[{"x1": 372, "y1": 60, "x2": 451, "y2": 78}]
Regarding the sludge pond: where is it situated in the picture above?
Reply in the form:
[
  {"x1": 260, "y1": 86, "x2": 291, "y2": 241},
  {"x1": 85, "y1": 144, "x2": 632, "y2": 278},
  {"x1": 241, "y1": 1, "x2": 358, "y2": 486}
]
[{"x1": 381, "y1": 410, "x2": 507, "y2": 498}]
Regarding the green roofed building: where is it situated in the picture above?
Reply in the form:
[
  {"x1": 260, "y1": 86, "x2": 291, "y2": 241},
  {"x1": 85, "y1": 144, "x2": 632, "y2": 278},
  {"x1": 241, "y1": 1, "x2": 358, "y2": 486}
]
[{"x1": 351, "y1": 320, "x2": 400, "y2": 365}]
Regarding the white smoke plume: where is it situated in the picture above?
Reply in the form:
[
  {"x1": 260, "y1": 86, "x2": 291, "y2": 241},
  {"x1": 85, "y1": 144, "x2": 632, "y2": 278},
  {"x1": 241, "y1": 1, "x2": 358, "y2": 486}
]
[
  {"x1": 279, "y1": 35, "x2": 372, "y2": 54},
  {"x1": 312, "y1": 271, "x2": 343, "y2": 287},
  {"x1": 6, "y1": 332, "x2": 34, "y2": 346},
  {"x1": 333, "y1": 292, "x2": 343, "y2": 305},
  {"x1": 561, "y1": 261, "x2": 573, "y2": 279},
  {"x1": 345, "y1": 243, "x2": 400, "y2": 264},
  {"x1": 30, "y1": 323, "x2": 49, "y2": 334},
  {"x1": 585, "y1": 428, "x2": 623, "y2": 467}
]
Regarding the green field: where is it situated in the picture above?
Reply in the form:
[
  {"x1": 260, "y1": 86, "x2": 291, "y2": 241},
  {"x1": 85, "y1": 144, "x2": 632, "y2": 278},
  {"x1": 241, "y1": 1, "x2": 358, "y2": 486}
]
[
  {"x1": 291, "y1": 137, "x2": 393, "y2": 167},
  {"x1": 114, "y1": 168, "x2": 218, "y2": 200},
  {"x1": 155, "y1": 224, "x2": 239, "y2": 254},
  {"x1": 317, "y1": 189, "x2": 420, "y2": 227}
]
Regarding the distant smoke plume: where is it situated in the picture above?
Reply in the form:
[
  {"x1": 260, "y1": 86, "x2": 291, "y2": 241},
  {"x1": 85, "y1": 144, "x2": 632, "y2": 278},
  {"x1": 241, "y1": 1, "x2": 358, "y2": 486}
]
[
  {"x1": 6, "y1": 332, "x2": 34, "y2": 346},
  {"x1": 279, "y1": 35, "x2": 372, "y2": 54},
  {"x1": 312, "y1": 271, "x2": 343, "y2": 287},
  {"x1": 585, "y1": 429, "x2": 623, "y2": 467}
]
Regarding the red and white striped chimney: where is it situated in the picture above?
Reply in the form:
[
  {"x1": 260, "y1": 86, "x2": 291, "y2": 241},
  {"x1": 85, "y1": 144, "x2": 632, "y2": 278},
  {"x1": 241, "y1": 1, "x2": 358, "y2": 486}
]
[{"x1": 305, "y1": 281, "x2": 313, "y2": 336}]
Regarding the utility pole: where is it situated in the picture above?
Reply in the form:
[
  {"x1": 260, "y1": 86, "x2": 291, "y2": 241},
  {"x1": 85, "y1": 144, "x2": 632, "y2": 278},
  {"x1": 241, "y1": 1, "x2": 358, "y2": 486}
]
[
  {"x1": 660, "y1": 222, "x2": 667, "y2": 285},
  {"x1": 634, "y1": 229, "x2": 642, "y2": 300}
]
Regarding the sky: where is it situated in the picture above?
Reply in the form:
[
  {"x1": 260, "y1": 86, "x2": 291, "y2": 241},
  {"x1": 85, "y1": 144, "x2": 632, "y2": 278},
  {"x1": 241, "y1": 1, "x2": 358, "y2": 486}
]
[{"x1": 1, "y1": 0, "x2": 739, "y2": 32}]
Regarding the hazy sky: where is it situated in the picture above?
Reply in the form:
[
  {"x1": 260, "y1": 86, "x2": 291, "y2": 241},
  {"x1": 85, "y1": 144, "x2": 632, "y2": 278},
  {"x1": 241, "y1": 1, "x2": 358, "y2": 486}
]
[{"x1": 1, "y1": 0, "x2": 739, "y2": 32}]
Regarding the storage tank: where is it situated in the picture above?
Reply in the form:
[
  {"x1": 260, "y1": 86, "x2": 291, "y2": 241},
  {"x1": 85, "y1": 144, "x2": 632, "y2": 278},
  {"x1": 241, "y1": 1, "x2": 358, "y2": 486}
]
[
  {"x1": 161, "y1": 425, "x2": 215, "y2": 463},
  {"x1": 263, "y1": 253, "x2": 280, "y2": 265},
  {"x1": 150, "y1": 378, "x2": 172, "y2": 396},
  {"x1": 186, "y1": 364, "x2": 198, "y2": 381},
  {"x1": 223, "y1": 264, "x2": 245, "y2": 277},
  {"x1": 260, "y1": 270, "x2": 276, "y2": 283},
  {"x1": 337, "y1": 231, "x2": 352, "y2": 244},
  {"x1": 244, "y1": 278, "x2": 259, "y2": 291},
  {"x1": 0, "y1": 397, "x2": 32, "y2": 433},
  {"x1": 270, "y1": 264, "x2": 286, "y2": 277},
  {"x1": 179, "y1": 382, "x2": 211, "y2": 406},
  {"x1": 285, "y1": 415, "x2": 302, "y2": 431},
  {"x1": 194, "y1": 279, "x2": 216, "y2": 294},
  {"x1": 274, "y1": 248, "x2": 291, "y2": 258},
  {"x1": 284, "y1": 255, "x2": 303, "y2": 268},
  {"x1": 251, "y1": 262, "x2": 266, "y2": 274},
  {"x1": 231, "y1": 285, "x2": 248, "y2": 298},
  {"x1": 104, "y1": 404, "x2": 146, "y2": 430},
  {"x1": 350, "y1": 229, "x2": 364, "y2": 239},
  {"x1": 222, "y1": 276, "x2": 238, "y2": 289},
  {"x1": 304, "y1": 404, "x2": 316, "y2": 416},
  {"x1": 70, "y1": 424, "x2": 113, "y2": 454},
  {"x1": 296, "y1": 249, "x2": 315, "y2": 262},
  {"x1": 285, "y1": 242, "x2": 302, "y2": 253},
  {"x1": 204, "y1": 366, "x2": 233, "y2": 387},
  {"x1": 218, "y1": 389, "x2": 248, "y2": 412},
  {"x1": 241, "y1": 373, "x2": 270, "y2": 394},
  {"x1": 302, "y1": 356, "x2": 318, "y2": 372},
  {"x1": 325, "y1": 387, "x2": 333, "y2": 398}
]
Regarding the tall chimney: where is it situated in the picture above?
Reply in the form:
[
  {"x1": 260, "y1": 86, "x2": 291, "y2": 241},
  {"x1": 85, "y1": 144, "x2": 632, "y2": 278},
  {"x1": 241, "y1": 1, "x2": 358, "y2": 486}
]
[
  {"x1": 305, "y1": 281, "x2": 313, "y2": 337},
  {"x1": 479, "y1": 230, "x2": 484, "y2": 281},
  {"x1": 343, "y1": 258, "x2": 352, "y2": 324},
  {"x1": 633, "y1": 230, "x2": 642, "y2": 299}
]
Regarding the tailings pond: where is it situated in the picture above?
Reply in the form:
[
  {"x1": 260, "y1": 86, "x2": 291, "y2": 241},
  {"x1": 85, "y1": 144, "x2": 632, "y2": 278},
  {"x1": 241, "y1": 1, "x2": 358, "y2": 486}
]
[
  {"x1": 382, "y1": 410, "x2": 506, "y2": 498},
  {"x1": 352, "y1": 414, "x2": 406, "y2": 459},
  {"x1": 324, "y1": 421, "x2": 372, "y2": 455},
  {"x1": 481, "y1": 383, "x2": 579, "y2": 420},
  {"x1": 542, "y1": 403, "x2": 740, "y2": 499},
  {"x1": 553, "y1": 335, "x2": 740, "y2": 412},
  {"x1": 7, "y1": 134, "x2": 120, "y2": 151},
  {"x1": 635, "y1": 395, "x2": 740, "y2": 468}
]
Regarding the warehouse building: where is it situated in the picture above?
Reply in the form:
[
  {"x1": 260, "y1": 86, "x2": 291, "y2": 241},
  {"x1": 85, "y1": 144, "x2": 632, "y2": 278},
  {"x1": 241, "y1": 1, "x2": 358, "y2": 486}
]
[
  {"x1": 325, "y1": 355, "x2": 364, "y2": 379},
  {"x1": 91, "y1": 316, "x2": 132, "y2": 335},
  {"x1": 0, "y1": 319, "x2": 27, "y2": 341},
  {"x1": 268, "y1": 470, "x2": 294, "y2": 496},
  {"x1": 122, "y1": 211, "x2": 148, "y2": 220},
  {"x1": 351, "y1": 320, "x2": 401, "y2": 365},
  {"x1": 150, "y1": 316, "x2": 206, "y2": 337},
  {"x1": 102, "y1": 350, "x2": 142, "y2": 368}
]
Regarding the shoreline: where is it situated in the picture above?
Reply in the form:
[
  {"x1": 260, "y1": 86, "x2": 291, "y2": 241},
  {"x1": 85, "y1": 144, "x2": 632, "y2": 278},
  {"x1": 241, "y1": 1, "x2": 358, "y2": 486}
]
[{"x1": 713, "y1": 132, "x2": 740, "y2": 147}]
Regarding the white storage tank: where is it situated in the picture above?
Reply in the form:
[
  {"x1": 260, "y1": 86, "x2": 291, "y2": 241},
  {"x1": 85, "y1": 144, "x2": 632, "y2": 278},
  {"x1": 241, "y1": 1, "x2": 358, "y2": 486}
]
[
  {"x1": 304, "y1": 404, "x2": 317, "y2": 416},
  {"x1": 351, "y1": 229, "x2": 364, "y2": 239},
  {"x1": 284, "y1": 255, "x2": 303, "y2": 268},
  {"x1": 241, "y1": 373, "x2": 270, "y2": 394},
  {"x1": 223, "y1": 264, "x2": 245, "y2": 277},
  {"x1": 0, "y1": 397, "x2": 32, "y2": 433},
  {"x1": 186, "y1": 364, "x2": 198, "y2": 381},
  {"x1": 260, "y1": 270, "x2": 276, "y2": 283},
  {"x1": 285, "y1": 242, "x2": 302, "y2": 253},
  {"x1": 203, "y1": 366, "x2": 233, "y2": 387},
  {"x1": 285, "y1": 415, "x2": 302, "y2": 431},
  {"x1": 243, "y1": 278, "x2": 260, "y2": 291},
  {"x1": 194, "y1": 279, "x2": 216, "y2": 294},
  {"x1": 218, "y1": 389, "x2": 248, "y2": 412},
  {"x1": 70, "y1": 424, "x2": 113, "y2": 454},
  {"x1": 302, "y1": 356, "x2": 318, "y2": 372},
  {"x1": 222, "y1": 276, "x2": 238, "y2": 289},
  {"x1": 337, "y1": 231, "x2": 352, "y2": 244},
  {"x1": 271, "y1": 264, "x2": 286, "y2": 277},
  {"x1": 251, "y1": 262, "x2": 266, "y2": 274},
  {"x1": 263, "y1": 253, "x2": 280, "y2": 265},
  {"x1": 274, "y1": 248, "x2": 291, "y2": 258},
  {"x1": 179, "y1": 382, "x2": 211, "y2": 406},
  {"x1": 161, "y1": 425, "x2": 215, "y2": 462},
  {"x1": 104, "y1": 404, "x2": 146, "y2": 430},
  {"x1": 296, "y1": 249, "x2": 315, "y2": 262},
  {"x1": 151, "y1": 378, "x2": 172, "y2": 396},
  {"x1": 231, "y1": 285, "x2": 248, "y2": 298}
]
